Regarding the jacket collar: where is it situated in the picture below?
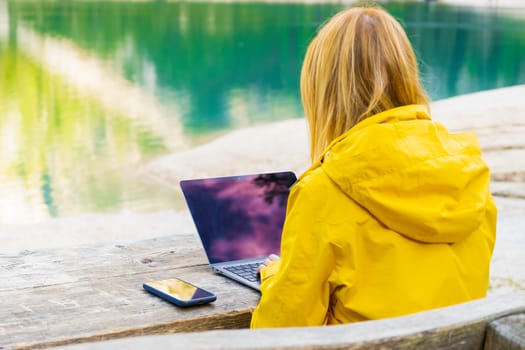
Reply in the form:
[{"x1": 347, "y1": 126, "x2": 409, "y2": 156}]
[{"x1": 299, "y1": 104, "x2": 431, "y2": 180}]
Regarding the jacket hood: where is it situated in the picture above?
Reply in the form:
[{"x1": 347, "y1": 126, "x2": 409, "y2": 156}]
[{"x1": 317, "y1": 105, "x2": 491, "y2": 244}]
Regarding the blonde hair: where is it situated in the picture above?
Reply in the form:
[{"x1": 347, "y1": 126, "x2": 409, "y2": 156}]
[{"x1": 301, "y1": 6, "x2": 429, "y2": 161}]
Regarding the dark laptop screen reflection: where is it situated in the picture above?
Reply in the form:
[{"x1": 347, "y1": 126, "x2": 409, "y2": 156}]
[{"x1": 182, "y1": 173, "x2": 296, "y2": 264}]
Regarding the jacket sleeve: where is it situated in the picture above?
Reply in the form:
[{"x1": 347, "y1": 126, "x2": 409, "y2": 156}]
[{"x1": 250, "y1": 178, "x2": 337, "y2": 328}]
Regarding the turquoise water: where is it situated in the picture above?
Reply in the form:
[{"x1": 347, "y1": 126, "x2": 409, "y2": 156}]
[{"x1": 1, "y1": 1, "x2": 524, "y2": 223}]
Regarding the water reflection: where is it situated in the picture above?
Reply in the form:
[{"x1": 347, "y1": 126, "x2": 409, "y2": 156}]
[
  {"x1": 1, "y1": 1, "x2": 524, "y2": 223},
  {"x1": 0, "y1": 28, "x2": 183, "y2": 223}
]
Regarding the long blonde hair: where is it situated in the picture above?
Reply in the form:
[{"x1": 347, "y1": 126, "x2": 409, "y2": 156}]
[{"x1": 301, "y1": 6, "x2": 429, "y2": 161}]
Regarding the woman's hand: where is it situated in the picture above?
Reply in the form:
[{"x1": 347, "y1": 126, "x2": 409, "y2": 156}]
[{"x1": 257, "y1": 254, "x2": 280, "y2": 273}]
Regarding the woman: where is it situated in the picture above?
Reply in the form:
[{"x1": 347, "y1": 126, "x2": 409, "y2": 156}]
[{"x1": 250, "y1": 5, "x2": 497, "y2": 327}]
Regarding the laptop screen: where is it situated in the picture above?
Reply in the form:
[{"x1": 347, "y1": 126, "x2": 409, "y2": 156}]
[{"x1": 180, "y1": 172, "x2": 297, "y2": 264}]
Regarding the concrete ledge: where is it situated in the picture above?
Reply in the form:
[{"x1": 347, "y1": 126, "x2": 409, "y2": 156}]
[{"x1": 485, "y1": 314, "x2": 525, "y2": 350}]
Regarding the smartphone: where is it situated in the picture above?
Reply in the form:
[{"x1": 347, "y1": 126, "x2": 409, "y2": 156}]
[{"x1": 143, "y1": 278, "x2": 217, "y2": 307}]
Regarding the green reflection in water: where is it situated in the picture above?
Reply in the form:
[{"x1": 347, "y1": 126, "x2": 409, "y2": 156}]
[
  {"x1": 1, "y1": 1, "x2": 525, "y2": 223},
  {"x1": 0, "y1": 43, "x2": 179, "y2": 223},
  {"x1": 8, "y1": 1, "x2": 525, "y2": 133}
]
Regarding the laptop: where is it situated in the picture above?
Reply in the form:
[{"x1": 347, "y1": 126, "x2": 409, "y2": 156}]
[{"x1": 180, "y1": 171, "x2": 297, "y2": 291}]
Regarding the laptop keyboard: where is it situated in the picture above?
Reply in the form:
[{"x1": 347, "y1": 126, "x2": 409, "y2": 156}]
[{"x1": 224, "y1": 262, "x2": 260, "y2": 282}]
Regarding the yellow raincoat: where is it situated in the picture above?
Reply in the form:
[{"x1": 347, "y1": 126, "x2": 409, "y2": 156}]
[{"x1": 251, "y1": 105, "x2": 497, "y2": 327}]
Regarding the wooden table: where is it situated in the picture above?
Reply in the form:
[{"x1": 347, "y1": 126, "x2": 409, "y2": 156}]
[
  {"x1": 0, "y1": 234, "x2": 260, "y2": 350},
  {"x1": 3, "y1": 234, "x2": 525, "y2": 350}
]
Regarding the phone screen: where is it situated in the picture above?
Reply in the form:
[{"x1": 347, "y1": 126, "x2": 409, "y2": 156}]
[{"x1": 144, "y1": 278, "x2": 215, "y2": 303}]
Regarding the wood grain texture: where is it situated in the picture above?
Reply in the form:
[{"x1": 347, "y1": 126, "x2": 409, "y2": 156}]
[
  {"x1": 51, "y1": 294, "x2": 525, "y2": 350},
  {"x1": 3, "y1": 235, "x2": 525, "y2": 350},
  {"x1": 0, "y1": 235, "x2": 259, "y2": 350},
  {"x1": 485, "y1": 314, "x2": 525, "y2": 350}
]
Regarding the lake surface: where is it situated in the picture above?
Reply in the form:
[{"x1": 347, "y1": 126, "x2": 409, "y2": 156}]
[{"x1": 1, "y1": 1, "x2": 524, "y2": 224}]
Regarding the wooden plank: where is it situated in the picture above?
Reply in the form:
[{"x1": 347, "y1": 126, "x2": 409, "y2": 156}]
[
  {"x1": 0, "y1": 235, "x2": 259, "y2": 350},
  {"x1": 3, "y1": 235, "x2": 525, "y2": 350},
  {"x1": 0, "y1": 234, "x2": 205, "y2": 291},
  {"x1": 485, "y1": 314, "x2": 525, "y2": 350},
  {"x1": 50, "y1": 293, "x2": 525, "y2": 350}
]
